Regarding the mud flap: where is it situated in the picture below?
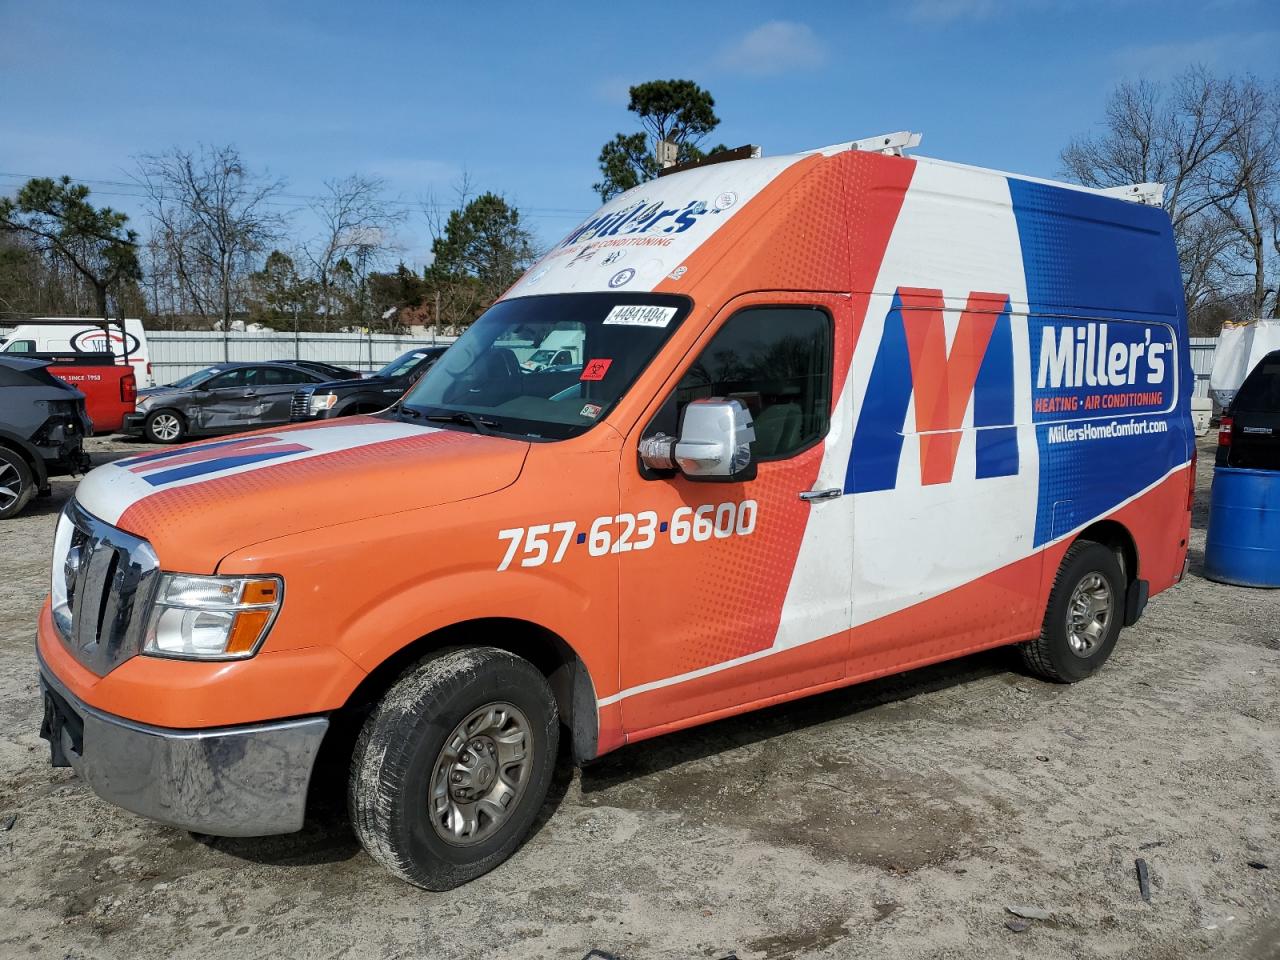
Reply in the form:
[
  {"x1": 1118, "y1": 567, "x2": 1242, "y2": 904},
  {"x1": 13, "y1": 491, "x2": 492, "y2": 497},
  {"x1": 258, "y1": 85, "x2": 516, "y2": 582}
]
[
  {"x1": 39, "y1": 684, "x2": 83, "y2": 768},
  {"x1": 1124, "y1": 578, "x2": 1150, "y2": 626}
]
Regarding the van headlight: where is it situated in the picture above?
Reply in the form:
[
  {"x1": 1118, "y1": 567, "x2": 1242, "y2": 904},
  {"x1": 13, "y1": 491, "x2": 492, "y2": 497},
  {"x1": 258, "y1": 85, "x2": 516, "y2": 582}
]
[{"x1": 143, "y1": 574, "x2": 283, "y2": 659}]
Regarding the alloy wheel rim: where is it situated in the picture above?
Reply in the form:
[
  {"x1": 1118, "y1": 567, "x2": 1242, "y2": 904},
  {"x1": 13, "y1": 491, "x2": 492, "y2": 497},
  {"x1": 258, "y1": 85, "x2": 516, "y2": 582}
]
[
  {"x1": 151, "y1": 415, "x2": 180, "y2": 441},
  {"x1": 0, "y1": 461, "x2": 20, "y2": 510},
  {"x1": 429, "y1": 701, "x2": 533, "y2": 846},
  {"x1": 1065, "y1": 572, "x2": 1112, "y2": 657}
]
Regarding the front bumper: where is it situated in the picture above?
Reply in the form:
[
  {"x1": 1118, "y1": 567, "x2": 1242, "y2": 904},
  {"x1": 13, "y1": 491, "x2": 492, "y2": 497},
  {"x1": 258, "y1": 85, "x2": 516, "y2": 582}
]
[
  {"x1": 38, "y1": 653, "x2": 329, "y2": 837},
  {"x1": 119, "y1": 412, "x2": 146, "y2": 436}
]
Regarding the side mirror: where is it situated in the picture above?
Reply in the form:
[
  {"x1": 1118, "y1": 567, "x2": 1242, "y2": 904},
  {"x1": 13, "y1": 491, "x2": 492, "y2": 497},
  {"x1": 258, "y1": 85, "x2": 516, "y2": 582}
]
[{"x1": 639, "y1": 398, "x2": 756, "y2": 480}]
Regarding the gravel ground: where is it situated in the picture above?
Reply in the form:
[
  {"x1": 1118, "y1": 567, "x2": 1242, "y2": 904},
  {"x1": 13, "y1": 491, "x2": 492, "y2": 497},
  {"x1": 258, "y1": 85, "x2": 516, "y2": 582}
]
[{"x1": 0, "y1": 433, "x2": 1276, "y2": 960}]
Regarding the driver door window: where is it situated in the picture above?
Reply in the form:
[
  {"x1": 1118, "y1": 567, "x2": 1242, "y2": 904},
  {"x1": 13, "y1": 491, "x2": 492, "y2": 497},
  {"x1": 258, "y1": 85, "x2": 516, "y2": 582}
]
[{"x1": 646, "y1": 306, "x2": 833, "y2": 460}]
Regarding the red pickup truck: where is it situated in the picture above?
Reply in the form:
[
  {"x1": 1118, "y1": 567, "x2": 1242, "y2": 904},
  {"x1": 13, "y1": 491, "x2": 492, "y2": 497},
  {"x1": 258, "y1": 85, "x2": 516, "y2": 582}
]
[{"x1": 26, "y1": 352, "x2": 136, "y2": 433}]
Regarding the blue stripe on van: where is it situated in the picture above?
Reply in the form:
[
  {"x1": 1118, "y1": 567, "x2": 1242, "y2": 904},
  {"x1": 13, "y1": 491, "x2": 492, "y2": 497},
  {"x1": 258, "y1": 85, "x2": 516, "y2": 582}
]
[{"x1": 1008, "y1": 177, "x2": 1191, "y2": 545}]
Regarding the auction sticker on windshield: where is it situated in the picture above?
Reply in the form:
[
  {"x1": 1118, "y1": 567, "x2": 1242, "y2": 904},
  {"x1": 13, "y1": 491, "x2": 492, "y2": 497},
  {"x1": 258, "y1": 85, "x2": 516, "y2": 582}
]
[{"x1": 602, "y1": 304, "x2": 678, "y2": 328}]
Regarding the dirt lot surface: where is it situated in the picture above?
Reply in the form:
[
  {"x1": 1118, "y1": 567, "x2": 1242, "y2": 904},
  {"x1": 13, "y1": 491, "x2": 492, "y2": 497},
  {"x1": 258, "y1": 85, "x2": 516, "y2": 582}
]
[{"x1": 1, "y1": 434, "x2": 1277, "y2": 960}]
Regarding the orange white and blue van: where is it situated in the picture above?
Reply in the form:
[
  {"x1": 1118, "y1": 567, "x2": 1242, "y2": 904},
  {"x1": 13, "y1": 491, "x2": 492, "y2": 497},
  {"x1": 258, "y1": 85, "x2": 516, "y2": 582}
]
[{"x1": 37, "y1": 133, "x2": 1195, "y2": 889}]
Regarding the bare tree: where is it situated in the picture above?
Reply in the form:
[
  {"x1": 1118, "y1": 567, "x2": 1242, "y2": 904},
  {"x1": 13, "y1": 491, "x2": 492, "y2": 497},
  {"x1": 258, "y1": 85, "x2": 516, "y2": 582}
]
[
  {"x1": 1212, "y1": 77, "x2": 1280, "y2": 320},
  {"x1": 303, "y1": 174, "x2": 405, "y2": 330},
  {"x1": 135, "y1": 145, "x2": 286, "y2": 354},
  {"x1": 1271, "y1": 194, "x2": 1280, "y2": 317},
  {"x1": 1061, "y1": 66, "x2": 1252, "y2": 322}
]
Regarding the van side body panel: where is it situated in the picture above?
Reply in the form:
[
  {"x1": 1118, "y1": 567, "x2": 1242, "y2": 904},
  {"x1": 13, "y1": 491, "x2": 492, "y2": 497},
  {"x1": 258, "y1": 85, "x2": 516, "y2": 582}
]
[{"x1": 590, "y1": 151, "x2": 1193, "y2": 745}]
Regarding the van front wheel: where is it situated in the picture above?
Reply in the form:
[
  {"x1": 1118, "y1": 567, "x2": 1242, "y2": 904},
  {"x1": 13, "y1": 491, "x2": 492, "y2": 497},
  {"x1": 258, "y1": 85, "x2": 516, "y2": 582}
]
[
  {"x1": 1020, "y1": 540, "x2": 1125, "y2": 683},
  {"x1": 348, "y1": 646, "x2": 559, "y2": 890}
]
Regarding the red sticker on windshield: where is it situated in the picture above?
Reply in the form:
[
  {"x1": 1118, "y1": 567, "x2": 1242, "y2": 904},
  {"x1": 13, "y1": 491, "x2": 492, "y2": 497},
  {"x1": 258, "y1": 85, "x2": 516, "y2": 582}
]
[{"x1": 580, "y1": 358, "x2": 613, "y2": 381}]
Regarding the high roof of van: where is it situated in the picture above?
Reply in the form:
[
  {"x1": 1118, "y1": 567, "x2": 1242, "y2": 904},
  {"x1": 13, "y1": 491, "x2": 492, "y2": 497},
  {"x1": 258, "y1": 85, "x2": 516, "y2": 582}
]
[{"x1": 503, "y1": 140, "x2": 1183, "y2": 321}]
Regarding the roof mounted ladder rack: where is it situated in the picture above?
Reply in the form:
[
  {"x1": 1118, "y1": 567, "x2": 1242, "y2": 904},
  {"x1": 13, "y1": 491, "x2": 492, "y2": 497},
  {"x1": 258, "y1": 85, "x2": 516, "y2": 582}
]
[
  {"x1": 1096, "y1": 182, "x2": 1166, "y2": 207},
  {"x1": 850, "y1": 131, "x2": 922, "y2": 156},
  {"x1": 804, "y1": 131, "x2": 922, "y2": 158}
]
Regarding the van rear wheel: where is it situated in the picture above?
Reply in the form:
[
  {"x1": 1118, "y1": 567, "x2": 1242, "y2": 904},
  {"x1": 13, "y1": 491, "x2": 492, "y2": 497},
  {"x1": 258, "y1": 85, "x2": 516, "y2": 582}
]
[
  {"x1": 0, "y1": 447, "x2": 36, "y2": 519},
  {"x1": 348, "y1": 646, "x2": 559, "y2": 890},
  {"x1": 1020, "y1": 540, "x2": 1125, "y2": 683}
]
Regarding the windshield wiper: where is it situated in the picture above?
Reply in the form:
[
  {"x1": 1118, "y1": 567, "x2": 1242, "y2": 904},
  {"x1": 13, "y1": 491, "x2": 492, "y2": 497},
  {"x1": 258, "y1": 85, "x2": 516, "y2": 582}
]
[{"x1": 424, "y1": 410, "x2": 499, "y2": 435}]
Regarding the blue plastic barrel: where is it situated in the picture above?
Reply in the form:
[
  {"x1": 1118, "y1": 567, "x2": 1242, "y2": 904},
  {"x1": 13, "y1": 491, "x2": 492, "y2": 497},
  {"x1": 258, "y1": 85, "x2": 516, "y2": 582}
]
[{"x1": 1204, "y1": 466, "x2": 1280, "y2": 587}]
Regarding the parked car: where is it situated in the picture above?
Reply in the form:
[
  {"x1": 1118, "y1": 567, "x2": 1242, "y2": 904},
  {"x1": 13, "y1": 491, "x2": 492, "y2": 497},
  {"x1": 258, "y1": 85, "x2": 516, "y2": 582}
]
[
  {"x1": 1, "y1": 317, "x2": 155, "y2": 387},
  {"x1": 0, "y1": 357, "x2": 91, "y2": 518},
  {"x1": 37, "y1": 137, "x2": 1194, "y2": 891},
  {"x1": 1216, "y1": 349, "x2": 1280, "y2": 470},
  {"x1": 273, "y1": 359, "x2": 364, "y2": 381},
  {"x1": 9, "y1": 351, "x2": 136, "y2": 434},
  {"x1": 123, "y1": 361, "x2": 334, "y2": 443},
  {"x1": 291, "y1": 346, "x2": 448, "y2": 421}
]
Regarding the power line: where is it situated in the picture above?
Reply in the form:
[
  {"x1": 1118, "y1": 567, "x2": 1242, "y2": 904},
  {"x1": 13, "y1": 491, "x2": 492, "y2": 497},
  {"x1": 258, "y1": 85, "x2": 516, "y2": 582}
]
[{"x1": 0, "y1": 171, "x2": 592, "y2": 220}]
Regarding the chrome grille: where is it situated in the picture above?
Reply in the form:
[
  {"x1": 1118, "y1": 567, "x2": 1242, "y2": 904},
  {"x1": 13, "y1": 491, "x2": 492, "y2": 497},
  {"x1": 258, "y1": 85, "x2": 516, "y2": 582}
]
[
  {"x1": 290, "y1": 388, "x2": 314, "y2": 422},
  {"x1": 51, "y1": 500, "x2": 159, "y2": 677}
]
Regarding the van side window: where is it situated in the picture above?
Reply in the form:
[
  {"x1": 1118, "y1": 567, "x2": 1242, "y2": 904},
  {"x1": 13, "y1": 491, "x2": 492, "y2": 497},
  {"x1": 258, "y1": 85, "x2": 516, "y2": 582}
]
[
  {"x1": 4, "y1": 339, "x2": 35, "y2": 353},
  {"x1": 646, "y1": 306, "x2": 833, "y2": 461}
]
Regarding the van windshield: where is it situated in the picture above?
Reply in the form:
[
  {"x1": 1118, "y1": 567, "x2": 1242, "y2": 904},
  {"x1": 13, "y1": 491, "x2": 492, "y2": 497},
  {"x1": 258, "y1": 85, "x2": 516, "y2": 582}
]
[{"x1": 399, "y1": 293, "x2": 691, "y2": 440}]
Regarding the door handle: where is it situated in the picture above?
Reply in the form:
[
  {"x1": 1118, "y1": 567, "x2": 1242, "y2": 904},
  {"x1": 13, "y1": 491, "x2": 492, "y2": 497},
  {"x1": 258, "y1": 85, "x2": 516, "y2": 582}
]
[{"x1": 799, "y1": 488, "x2": 842, "y2": 502}]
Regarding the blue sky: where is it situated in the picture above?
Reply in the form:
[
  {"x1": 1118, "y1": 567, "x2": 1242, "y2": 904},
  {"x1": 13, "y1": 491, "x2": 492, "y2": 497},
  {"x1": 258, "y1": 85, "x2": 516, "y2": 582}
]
[{"x1": 2, "y1": 0, "x2": 1277, "y2": 267}]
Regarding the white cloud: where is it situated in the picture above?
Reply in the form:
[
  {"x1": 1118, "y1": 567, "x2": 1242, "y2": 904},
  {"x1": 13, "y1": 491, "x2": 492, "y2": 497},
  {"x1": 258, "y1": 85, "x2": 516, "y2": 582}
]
[
  {"x1": 366, "y1": 157, "x2": 459, "y2": 189},
  {"x1": 594, "y1": 76, "x2": 633, "y2": 106},
  {"x1": 1114, "y1": 30, "x2": 1280, "y2": 77},
  {"x1": 714, "y1": 21, "x2": 827, "y2": 77},
  {"x1": 905, "y1": 0, "x2": 1098, "y2": 24},
  {"x1": 907, "y1": 0, "x2": 1004, "y2": 22}
]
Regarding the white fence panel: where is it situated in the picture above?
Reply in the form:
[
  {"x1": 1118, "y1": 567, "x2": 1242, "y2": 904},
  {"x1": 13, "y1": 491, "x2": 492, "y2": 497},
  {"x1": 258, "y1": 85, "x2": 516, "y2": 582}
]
[
  {"x1": 148, "y1": 331, "x2": 455, "y2": 382},
  {"x1": 1189, "y1": 337, "x2": 1216, "y2": 401},
  {"x1": 5, "y1": 323, "x2": 1223, "y2": 401}
]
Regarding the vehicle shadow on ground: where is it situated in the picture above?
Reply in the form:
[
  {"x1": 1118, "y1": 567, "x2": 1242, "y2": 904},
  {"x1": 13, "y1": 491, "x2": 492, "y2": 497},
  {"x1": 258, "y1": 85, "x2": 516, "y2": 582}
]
[
  {"x1": 199, "y1": 755, "x2": 579, "y2": 871},
  {"x1": 579, "y1": 648, "x2": 1013, "y2": 794},
  {"x1": 20, "y1": 495, "x2": 71, "y2": 522},
  {"x1": 201, "y1": 649, "x2": 1015, "y2": 871}
]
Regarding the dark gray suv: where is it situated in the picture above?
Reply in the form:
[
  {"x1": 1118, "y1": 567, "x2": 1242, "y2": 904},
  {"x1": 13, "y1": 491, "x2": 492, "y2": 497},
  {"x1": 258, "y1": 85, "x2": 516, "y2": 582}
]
[
  {"x1": 122, "y1": 361, "x2": 333, "y2": 444},
  {"x1": 0, "y1": 357, "x2": 91, "y2": 518}
]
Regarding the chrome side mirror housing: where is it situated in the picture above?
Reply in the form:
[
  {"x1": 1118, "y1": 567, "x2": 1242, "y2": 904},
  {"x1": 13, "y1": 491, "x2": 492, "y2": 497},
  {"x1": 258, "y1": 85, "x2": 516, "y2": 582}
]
[{"x1": 639, "y1": 398, "x2": 756, "y2": 480}]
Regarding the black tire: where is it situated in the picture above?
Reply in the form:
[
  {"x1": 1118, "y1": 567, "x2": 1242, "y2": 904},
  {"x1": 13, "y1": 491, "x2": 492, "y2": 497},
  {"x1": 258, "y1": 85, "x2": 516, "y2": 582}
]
[
  {"x1": 144, "y1": 409, "x2": 187, "y2": 444},
  {"x1": 348, "y1": 647, "x2": 559, "y2": 890},
  {"x1": 1021, "y1": 540, "x2": 1125, "y2": 683},
  {"x1": 0, "y1": 446, "x2": 36, "y2": 520}
]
